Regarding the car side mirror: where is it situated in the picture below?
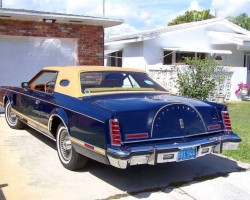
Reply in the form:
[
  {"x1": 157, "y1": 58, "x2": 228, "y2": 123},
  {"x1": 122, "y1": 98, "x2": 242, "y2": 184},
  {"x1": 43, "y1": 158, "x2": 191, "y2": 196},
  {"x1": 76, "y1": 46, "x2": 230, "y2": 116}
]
[{"x1": 21, "y1": 82, "x2": 29, "y2": 88}]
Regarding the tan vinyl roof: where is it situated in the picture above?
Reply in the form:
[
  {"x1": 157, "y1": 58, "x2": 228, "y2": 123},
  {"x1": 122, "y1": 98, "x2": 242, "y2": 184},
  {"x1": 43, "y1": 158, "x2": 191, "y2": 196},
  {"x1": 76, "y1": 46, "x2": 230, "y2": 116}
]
[
  {"x1": 43, "y1": 66, "x2": 147, "y2": 97},
  {"x1": 43, "y1": 66, "x2": 146, "y2": 73}
]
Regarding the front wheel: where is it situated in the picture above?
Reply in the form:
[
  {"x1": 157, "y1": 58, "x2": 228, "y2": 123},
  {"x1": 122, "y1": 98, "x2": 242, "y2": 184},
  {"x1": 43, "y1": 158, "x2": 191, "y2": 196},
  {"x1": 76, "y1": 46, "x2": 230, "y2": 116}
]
[
  {"x1": 56, "y1": 124, "x2": 88, "y2": 170},
  {"x1": 5, "y1": 101, "x2": 25, "y2": 129}
]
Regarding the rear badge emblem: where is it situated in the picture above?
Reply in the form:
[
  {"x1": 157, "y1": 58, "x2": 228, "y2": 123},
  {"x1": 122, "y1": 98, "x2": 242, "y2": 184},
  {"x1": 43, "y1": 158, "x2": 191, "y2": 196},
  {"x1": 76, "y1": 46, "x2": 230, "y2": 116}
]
[{"x1": 179, "y1": 119, "x2": 184, "y2": 129}]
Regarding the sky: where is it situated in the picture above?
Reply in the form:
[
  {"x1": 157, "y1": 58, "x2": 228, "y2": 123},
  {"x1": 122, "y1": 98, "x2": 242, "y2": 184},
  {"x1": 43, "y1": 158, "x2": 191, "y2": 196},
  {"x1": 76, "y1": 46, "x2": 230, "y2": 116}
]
[{"x1": 2, "y1": 0, "x2": 250, "y2": 36}]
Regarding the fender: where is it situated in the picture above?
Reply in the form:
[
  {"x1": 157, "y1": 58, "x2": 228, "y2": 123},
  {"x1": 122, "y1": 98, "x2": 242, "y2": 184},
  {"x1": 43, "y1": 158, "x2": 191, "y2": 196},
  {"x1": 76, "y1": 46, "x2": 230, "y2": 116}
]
[
  {"x1": 48, "y1": 108, "x2": 69, "y2": 134},
  {"x1": 3, "y1": 91, "x2": 12, "y2": 106}
]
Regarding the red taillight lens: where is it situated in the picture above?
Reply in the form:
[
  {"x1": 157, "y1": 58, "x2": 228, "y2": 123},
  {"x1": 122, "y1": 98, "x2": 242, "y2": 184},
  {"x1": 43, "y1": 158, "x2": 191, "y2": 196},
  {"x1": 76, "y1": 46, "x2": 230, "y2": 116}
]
[
  {"x1": 109, "y1": 119, "x2": 121, "y2": 146},
  {"x1": 221, "y1": 111, "x2": 232, "y2": 131}
]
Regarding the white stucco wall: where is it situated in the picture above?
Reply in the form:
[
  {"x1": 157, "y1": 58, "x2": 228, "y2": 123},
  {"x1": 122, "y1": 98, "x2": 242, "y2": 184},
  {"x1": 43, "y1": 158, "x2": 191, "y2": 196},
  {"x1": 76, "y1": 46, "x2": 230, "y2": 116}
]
[
  {"x1": 104, "y1": 42, "x2": 147, "y2": 70},
  {"x1": 143, "y1": 28, "x2": 211, "y2": 65},
  {"x1": 229, "y1": 67, "x2": 248, "y2": 100},
  {"x1": 105, "y1": 22, "x2": 248, "y2": 68},
  {"x1": 122, "y1": 42, "x2": 147, "y2": 70},
  {"x1": 212, "y1": 44, "x2": 245, "y2": 67}
]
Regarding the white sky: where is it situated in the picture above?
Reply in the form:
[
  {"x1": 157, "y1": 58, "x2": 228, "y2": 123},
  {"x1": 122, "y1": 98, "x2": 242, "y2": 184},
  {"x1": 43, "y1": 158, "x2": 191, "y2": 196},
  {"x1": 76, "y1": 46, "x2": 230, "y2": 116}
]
[{"x1": 2, "y1": 0, "x2": 250, "y2": 35}]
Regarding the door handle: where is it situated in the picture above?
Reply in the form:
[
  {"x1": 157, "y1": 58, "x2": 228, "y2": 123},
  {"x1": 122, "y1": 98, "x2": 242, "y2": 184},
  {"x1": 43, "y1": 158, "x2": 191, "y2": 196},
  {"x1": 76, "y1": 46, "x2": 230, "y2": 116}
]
[{"x1": 35, "y1": 100, "x2": 41, "y2": 105}]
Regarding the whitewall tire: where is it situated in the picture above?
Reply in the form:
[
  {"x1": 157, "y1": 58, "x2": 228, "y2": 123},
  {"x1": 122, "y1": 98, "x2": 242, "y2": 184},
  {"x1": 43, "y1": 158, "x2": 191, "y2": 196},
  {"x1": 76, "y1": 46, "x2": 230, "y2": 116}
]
[
  {"x1": 56, "y1": 124, "x2": 88, "y2": 170},
  {"x1": 5, "y1": 101, "x2": 25, "y2": 129}
]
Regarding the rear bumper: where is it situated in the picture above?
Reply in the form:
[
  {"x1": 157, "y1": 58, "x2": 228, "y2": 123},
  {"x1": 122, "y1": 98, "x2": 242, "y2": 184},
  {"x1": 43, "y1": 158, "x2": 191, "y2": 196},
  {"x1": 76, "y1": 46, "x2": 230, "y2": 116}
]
[{"x1": 107, "y1": 132, "x2": 241, "y2": 169}]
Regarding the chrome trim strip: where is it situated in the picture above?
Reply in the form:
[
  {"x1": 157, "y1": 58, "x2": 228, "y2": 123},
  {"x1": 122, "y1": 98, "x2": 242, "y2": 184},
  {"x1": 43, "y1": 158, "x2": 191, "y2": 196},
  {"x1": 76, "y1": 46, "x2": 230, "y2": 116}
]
[
  {"x1": 4, "y1": 89, "x2": 105, "y2": 124},
  {"x1": 124, "y1": 130, "x2": 223, "y2": 144},
  {"x1": 26, "y1": 122, "x2": 56, "y2": 141},
  {"x1": 70, "y1": 136, "x2": 106, "y2": 155},
  {"x1": 12, "y1": 108, "x2": 48, "y2": 129},
  {"x1": 150, "y1": 103, "x2": 207, "y2": 137},
  {"x1": 48, "y1": 114, "x2": 69, "y2": 133}
]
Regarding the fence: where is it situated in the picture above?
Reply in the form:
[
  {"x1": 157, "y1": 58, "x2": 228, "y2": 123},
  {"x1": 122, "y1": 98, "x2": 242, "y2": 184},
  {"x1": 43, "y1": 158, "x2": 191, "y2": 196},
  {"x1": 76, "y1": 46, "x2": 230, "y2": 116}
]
[{"x1": 146, "y1": 65, "x2": 247, "y2": 101}]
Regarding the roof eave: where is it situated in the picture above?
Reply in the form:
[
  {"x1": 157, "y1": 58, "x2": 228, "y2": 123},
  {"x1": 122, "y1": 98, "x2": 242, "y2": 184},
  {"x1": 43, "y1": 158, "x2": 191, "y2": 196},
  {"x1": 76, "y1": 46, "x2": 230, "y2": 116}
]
[
  {"x1": 0, "y1": 9, "x2": 123, "y2": 28},
  {"x1": 105, "y1": 17, "x2": 250, "y2": 43}
]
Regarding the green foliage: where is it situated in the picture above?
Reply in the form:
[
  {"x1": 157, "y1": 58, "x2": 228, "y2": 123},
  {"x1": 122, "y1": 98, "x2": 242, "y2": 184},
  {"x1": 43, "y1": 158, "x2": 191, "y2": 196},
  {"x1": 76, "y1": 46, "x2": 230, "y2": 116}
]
[
  {"x1": 227, "y1": 13, "x2": 250, "y2": 31},
  {"x1": 223, "y1": 101, "x2": 250, "y2": 163},
  {"x1": 168, "y1": 9, "x2": 214, "y2": 26},
  {"x1": 176, "y1": 57, "x2": 223, "y2": 100}
]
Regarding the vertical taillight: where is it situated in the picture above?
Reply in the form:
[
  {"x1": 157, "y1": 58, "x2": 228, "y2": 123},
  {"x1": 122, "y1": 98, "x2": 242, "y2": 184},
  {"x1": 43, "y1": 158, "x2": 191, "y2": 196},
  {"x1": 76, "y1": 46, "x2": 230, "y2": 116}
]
[
  {"x1": 221, "y1": 111, "x2": 232, "y2": 131},
  {"x1": 109, "y1": 119, "x2": 121, "y2": 146}
]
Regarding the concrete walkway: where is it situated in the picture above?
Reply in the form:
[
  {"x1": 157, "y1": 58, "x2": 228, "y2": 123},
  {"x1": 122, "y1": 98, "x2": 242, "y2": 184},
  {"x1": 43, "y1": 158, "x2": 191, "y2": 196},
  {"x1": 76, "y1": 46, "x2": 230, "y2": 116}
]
[{"x1": 119, "y1": 169, "x2": 250, "y2": 200}]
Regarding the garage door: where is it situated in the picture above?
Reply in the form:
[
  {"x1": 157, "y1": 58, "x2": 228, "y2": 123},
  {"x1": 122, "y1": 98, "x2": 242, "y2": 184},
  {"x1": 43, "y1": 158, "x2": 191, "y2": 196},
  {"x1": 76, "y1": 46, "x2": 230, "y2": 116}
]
[{"x1": 0, "y1": 36, "x2": 77, "y2": 112}]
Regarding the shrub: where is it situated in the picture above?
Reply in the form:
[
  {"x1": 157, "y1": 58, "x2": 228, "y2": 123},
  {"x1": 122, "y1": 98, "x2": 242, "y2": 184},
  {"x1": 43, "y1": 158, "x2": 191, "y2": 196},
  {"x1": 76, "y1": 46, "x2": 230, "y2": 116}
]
[{"x1": 176, "y1": 57, "x2": 224, "y2": 100}]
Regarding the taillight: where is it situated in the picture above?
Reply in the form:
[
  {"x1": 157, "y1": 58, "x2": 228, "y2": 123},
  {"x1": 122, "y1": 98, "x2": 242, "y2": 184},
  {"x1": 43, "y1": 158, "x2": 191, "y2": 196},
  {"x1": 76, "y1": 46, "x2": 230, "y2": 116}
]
[
  {"x1": 109, "y1": 119, "x2": 121, "y2": 146},
  {"x1": 221, "y1": 111, "x2": 232, "y2": 131}
]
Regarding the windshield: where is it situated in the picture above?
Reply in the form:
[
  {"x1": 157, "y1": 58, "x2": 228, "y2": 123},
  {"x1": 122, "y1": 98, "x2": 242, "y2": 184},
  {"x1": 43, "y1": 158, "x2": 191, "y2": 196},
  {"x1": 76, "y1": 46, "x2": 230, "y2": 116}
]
[{"x1": 80, "y1": 71, "x2": 167, "y2": 94}]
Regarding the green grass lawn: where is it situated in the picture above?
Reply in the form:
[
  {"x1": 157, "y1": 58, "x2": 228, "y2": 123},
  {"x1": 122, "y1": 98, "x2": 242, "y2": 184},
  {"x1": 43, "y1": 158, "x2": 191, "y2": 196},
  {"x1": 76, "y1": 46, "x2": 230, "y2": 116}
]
[{"x1": 223, "y1": 101, "x2": 250, "y2": 163}]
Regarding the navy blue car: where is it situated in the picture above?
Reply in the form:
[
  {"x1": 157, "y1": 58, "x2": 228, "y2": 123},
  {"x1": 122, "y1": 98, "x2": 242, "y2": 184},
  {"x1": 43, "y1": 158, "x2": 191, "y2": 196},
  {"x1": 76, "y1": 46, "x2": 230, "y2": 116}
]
[{"x1": 0, "y1": 66, "x2": 241, "y2": 170}]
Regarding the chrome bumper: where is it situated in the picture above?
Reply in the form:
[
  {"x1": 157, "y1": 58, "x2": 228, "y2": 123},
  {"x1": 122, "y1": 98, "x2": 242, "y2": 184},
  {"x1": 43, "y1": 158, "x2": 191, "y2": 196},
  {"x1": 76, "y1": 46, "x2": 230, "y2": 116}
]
[{"x1": 107, "y1": 133, "x2": 241, "y2": 169}]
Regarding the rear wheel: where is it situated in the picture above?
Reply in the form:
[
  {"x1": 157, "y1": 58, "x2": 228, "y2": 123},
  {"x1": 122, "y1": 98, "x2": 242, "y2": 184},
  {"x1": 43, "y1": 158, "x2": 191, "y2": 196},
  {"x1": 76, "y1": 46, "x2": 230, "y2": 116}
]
[
  {"x1": 5, "y1": 101, "x2": 25, "y2": 129},
  {"x1": 56, "y1": 124, "x2": 88, "y2": 170}
]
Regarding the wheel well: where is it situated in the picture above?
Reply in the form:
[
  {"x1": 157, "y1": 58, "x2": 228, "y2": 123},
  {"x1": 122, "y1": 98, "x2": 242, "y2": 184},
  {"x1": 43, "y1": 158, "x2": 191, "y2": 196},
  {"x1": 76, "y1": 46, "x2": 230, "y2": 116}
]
[
  {"x1": 50, "y1": 116, "x2": 63, "y2": 138},
  {"x1": 3, "y1": 96, "x2": 8, "y2": 106}
]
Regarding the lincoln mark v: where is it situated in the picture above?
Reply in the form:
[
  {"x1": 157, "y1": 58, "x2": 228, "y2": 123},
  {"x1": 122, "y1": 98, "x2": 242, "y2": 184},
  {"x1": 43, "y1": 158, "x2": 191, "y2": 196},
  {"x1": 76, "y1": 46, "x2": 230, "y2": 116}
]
[{"x1": 0, "y1": 66, "x2": 241, "y2": 170}]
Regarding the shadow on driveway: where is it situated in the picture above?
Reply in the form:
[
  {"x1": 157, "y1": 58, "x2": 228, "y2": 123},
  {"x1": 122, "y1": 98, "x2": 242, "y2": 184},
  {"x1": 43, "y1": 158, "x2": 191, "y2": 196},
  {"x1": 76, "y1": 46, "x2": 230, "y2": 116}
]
[
  {"x1": 27, "y1": 127, "x2": 246, "y2": 199},
  {"x1": 85, "y1": 155, "x2": 245, "y2": 199},
  {"x1": 0, "y1": 184, "x2": 8, "y2": 200}
]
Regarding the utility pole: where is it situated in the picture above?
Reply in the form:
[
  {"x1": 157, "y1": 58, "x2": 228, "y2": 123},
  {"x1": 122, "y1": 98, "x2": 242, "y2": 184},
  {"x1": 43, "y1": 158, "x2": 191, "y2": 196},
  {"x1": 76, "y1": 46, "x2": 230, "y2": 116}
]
[
  {"x1": 0, "y1": 0, "x2": 2, "y2": 8},
  {"x1": 103, "y1": 0, "x2": 105, "y2": 18}
]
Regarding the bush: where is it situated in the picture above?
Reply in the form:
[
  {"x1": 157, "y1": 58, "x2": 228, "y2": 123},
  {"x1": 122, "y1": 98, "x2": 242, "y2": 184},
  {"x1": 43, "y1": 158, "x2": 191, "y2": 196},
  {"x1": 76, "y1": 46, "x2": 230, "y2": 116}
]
[{"x1": 176, "y1": 57, "x2": 223, "y2": 100}]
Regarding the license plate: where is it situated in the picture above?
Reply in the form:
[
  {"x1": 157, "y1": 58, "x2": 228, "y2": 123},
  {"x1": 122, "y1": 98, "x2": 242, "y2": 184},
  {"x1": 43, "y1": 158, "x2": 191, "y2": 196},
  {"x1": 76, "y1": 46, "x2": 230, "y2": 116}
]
[{"x1": 178, "y1": 147, "x2": 196, "y2": 161}]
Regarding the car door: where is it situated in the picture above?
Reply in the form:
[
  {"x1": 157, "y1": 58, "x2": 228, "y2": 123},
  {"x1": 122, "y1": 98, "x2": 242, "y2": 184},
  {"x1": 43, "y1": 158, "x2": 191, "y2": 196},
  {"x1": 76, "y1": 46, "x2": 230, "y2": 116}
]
[{"x1": 23, "y1": 70, "x2": 58, "y2": 136}]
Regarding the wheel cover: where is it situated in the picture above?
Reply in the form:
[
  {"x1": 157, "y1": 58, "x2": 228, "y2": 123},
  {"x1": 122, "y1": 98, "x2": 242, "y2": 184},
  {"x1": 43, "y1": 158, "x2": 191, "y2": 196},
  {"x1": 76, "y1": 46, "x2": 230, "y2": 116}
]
[
  {"x1": 6, "y1": 103, "x2": 18, "y2": 126},
  {"x1": 59, "y1": 128, "x2": 72, "y2": 162}
]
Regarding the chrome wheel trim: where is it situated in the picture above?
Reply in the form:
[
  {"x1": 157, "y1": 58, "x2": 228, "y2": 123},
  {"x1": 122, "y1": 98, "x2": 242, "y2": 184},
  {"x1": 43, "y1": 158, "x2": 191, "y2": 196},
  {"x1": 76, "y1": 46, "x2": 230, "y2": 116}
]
[
  {"x1": 6, "y1": 102, "x2": 18, "y2": 126},
  {"x1": 57, "y1": 126, "x2": 72, "y2": 164}
]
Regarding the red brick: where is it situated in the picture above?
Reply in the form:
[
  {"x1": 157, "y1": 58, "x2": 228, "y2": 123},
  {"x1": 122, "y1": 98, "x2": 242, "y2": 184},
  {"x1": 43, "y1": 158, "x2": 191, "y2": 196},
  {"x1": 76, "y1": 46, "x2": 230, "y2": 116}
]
[{"x1": 0, "y1": 19, "x2": 104, "y2": 65}]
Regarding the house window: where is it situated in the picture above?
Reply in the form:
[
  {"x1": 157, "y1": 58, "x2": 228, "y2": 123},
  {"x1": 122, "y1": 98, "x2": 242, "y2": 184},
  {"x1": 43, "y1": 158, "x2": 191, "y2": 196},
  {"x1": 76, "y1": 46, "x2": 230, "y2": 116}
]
[
  {"x1": 163, "y1": 51, "x2": 206, "y2": 65},
  {"x1": 197, "y1": 53, "x2": 206, "y2": 59},
  {"x1": 176, "y1": 52, "x2": 195, "y2": 63},
  {"x1": 244, "y1": 54, "x2": 250, "y2": 71},
  {"x1": 175, "y1": 52, "x2": 206, "y2": 63},
  {"x1": 163, "y1": 51, "x2": 173, "y2": 65},
  {"x1": 110, "y1": 51, "x2": 123, "y2": 67}
]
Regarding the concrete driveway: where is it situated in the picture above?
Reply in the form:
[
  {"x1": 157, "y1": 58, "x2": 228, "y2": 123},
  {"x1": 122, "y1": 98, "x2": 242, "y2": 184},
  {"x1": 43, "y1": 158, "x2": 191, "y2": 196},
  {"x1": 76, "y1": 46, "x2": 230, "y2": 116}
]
[{"x1": 0, "y1": 116, "x2": 249, "y2": 200}]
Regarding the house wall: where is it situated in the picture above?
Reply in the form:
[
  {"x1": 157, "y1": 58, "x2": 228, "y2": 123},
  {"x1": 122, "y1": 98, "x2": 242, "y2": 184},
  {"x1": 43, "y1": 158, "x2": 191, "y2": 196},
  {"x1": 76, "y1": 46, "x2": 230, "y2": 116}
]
[
  {"x1": 104, "y1": 42, "x2": 146, "y2": 69},
  {"x1": 212, "y1": 44, "x2": 245, "y2": 67},
  {"x1": 122, "y1": 42, "x2": 146, "y2": 70},
  {"x1": 143, "y1": 28, "x2": 211, "y2": 65},
  {"x1": 111, "y1": 23, "x2": 245, "y2": 68},
  {"x1": 0, "y1": 19, "x2": 104, "y2": 65}
]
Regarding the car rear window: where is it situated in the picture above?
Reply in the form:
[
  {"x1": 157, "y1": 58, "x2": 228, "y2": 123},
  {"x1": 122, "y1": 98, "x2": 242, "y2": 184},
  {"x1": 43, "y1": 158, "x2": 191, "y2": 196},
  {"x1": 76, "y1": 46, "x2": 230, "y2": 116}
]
[{"x1": 80, "y1": 71, "x2": 167, "y2": 94}]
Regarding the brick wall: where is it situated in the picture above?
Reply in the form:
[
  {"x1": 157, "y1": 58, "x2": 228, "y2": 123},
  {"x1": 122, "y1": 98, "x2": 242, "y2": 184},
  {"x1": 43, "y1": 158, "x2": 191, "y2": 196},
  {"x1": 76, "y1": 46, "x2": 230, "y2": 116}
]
[{"x1": 0, "y1": 19, "x2": 104, "y2": 65}]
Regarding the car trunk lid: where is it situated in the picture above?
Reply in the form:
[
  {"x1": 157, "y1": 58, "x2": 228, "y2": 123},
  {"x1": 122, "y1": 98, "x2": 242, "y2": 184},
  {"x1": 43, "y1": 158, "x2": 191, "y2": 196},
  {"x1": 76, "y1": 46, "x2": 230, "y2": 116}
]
[{"x1": 87, "y1": 93, "x2": 225, "y2": 143}]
